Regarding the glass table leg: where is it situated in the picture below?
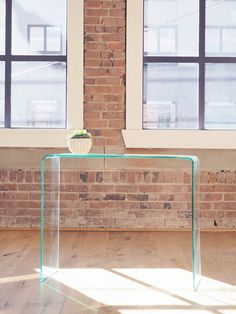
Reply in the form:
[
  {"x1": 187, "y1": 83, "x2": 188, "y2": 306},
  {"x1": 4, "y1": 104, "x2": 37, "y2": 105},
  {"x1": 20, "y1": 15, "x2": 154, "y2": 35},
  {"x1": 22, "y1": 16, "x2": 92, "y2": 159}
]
[
  {"x1": 40, "y1": 156, "x2": 60, "y2": 282},
  {"x1": 192, "y1": 157, "x2": 201, "y2": 291}
]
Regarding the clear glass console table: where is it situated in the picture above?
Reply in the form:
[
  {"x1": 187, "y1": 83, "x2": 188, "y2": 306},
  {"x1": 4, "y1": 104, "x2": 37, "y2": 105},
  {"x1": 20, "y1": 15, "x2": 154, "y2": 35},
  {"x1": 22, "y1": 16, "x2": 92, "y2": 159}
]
[{"x1": 40, "y1": 153, "x2": 201, "y2": 291}]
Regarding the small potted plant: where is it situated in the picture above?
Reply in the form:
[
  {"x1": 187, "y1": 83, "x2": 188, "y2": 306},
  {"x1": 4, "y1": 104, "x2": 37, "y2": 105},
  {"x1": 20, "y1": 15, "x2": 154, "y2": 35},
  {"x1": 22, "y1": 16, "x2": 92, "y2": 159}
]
[{"x1": 68, "y1": 129, "x2": 92, "y2": 154}]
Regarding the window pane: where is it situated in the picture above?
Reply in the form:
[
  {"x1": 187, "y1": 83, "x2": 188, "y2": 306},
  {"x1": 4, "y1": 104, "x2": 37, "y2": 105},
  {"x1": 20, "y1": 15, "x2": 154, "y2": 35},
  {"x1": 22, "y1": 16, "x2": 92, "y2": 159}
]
[
  {"x1": 47, "y1": 27, "x2": 62, "y2": 52},
  {"x1": 206, "y1": 0, "x2": 236, "y2": 56},
  {"x1": 159, "y1": 28, "x2": 176, "y2": 54},
  {"x1": 11, "y1": 62, "x2": 66, "y2": 128},
  {"x1": 205, "y1": 28, "x2": 221, "y2": 54},
  {"x1": 29, "y1": 27, "x2": 45, "y2": 53},
  {"x1": 143, "y1": 63, "x2": 199, "y2": 129},
  {"x1": 205, "y1": 63, "x2": 236, "y2": 130},
  {"x1": 222, "y1": 28, "x2": 236, "y2": 54},
  {"x1": 0, "y1": 0, "x2": 5, "y2": 54},
  {"x1": 0, "y1": 62, "x2": 4, "y2": 127},
  {"x1": 12, "y1": 0, "x2": 66, "y2": 55},
  {"x1": 144, "y1": 0, "x2": 199, "y2": 56}
]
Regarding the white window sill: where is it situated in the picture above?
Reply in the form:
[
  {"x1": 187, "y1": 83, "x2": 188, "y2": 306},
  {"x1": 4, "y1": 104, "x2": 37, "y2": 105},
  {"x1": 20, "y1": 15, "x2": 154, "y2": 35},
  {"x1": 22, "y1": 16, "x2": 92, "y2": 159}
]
[
  {"x1": 0, "y1": 129, "x2": 72, "y2": 147},
  {"x1": 122, "y1": 129, "x2": 236, "y2": 149}
]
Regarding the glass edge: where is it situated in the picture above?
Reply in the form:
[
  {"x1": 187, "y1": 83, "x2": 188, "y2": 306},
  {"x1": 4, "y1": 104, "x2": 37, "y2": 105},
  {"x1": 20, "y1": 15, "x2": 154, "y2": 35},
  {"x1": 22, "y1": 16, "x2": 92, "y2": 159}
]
[
  {"x1": 40, "y1": 157, "x2": 45, "y2": 282},
  {"x1": 191, "y1": 158, "x2": 201, "y2": 291},
  {"x1": 42, "y1": 153, "x2": 199, "y2": 160}
]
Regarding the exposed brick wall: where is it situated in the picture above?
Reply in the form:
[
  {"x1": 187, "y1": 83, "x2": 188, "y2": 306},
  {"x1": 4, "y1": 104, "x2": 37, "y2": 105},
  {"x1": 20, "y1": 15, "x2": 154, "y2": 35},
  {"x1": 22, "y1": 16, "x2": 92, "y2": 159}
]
[
  {"x1": 1, "y1": 168, "x2": 236, "y2": 229},
  {"x1": 200, "y1": 171, "x2": 236, "y2": 228},
  {"x1": 84, "y1": 0, "x2": 126, "y2": 146},
  {"x1": 58, "y1": 168, "x2": 192, "y2": 229}
]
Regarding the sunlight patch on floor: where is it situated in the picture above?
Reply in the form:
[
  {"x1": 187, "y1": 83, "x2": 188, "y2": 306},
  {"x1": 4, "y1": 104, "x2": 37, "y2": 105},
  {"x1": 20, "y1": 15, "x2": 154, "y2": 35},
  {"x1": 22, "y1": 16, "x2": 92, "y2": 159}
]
[
  {"x1": 52, "y1": 268, "x2": 188, "y2": 306},
  {"x1": 114, "y1": 268, "x2": 236, "y2": 306},
  {"x1": 39, "y1": 267, "x2": 236, "y2": 310}
]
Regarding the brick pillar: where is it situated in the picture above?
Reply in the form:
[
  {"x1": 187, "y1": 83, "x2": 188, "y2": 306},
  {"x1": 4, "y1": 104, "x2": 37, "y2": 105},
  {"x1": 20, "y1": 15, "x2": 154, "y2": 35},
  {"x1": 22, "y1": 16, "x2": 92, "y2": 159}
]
[{"x1": 84, "y1": 0, "x2": 126, "y2": 147}]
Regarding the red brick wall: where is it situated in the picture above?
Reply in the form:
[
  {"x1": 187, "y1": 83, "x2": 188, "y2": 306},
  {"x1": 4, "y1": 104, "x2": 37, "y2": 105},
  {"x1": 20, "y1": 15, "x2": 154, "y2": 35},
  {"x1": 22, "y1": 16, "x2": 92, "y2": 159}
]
[
  {"x1": 0, "y1": 0, "x2": 236, "y2": 230},
  {"x1": 1, "y1": 168, "x2": 236, "y2": 229},
  {"x1": 84, "y1": 0, "x2": 125, "y2": 146}
]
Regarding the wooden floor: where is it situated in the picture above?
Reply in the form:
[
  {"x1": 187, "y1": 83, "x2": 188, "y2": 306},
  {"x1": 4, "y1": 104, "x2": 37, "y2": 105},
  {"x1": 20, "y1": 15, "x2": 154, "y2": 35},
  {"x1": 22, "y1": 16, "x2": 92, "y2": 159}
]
[{"x1": 0, "y1": 231, "x2": 236, "y2": 313}]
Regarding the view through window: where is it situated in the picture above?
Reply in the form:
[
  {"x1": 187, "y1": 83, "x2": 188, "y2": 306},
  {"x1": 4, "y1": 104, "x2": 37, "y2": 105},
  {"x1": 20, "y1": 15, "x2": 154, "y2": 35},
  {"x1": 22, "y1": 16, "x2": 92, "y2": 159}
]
[
  {"x1": 143, "y1": 0, "x2": 236, "y2": 130},
  {"x1": 0, "y1": 0, "x2": 67, "y2": 128}
]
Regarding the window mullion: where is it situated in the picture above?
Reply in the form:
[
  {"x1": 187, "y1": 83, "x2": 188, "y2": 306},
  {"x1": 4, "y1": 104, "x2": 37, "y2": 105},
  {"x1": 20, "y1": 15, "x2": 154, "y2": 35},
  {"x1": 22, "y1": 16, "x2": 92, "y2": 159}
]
[
  {"x1": 199, "y1": 0, "x2": 206, "y2": 130},
  {"x1": 5, "y1": 0, "x2": 12, "y2": 128},
  {"x1": 143, "y1": 56, "x2": 199, "y2": 63}
]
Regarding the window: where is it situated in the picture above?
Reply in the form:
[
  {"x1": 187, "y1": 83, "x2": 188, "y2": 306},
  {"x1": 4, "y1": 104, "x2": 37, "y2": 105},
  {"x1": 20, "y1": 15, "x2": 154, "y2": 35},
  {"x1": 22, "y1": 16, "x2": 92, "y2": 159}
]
[
  {"x1": 0, "y1": 0, "x2": 83, "y2": 147},
  {"x1": 206, "y1": 27, "x2": 236, "y2": 55},
  {"x1": 124, "y1": 0, "x2": 236, "y2": 148},
  {"x1": 0, "y1": 0, "x2": 66, "y2": 129},
  {"x1": 144, "y1": 26, "x2": 177, "y2": 55},
  {"x1": 28, "y1": 25, "x2": 62, "y2": 54},
  {"x1": 144, "y1": 0, "x2": 236, "y2": 130},
  {"x1": 0, "y1": 0, "x2": 5, "y2": 56}
]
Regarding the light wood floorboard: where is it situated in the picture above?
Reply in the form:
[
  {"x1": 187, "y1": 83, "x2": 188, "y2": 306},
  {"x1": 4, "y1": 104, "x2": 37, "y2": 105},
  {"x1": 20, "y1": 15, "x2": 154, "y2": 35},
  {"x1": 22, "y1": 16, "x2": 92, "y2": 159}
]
[{"x1": 0, "y1": 230, "x2": 236, "y2": 313}]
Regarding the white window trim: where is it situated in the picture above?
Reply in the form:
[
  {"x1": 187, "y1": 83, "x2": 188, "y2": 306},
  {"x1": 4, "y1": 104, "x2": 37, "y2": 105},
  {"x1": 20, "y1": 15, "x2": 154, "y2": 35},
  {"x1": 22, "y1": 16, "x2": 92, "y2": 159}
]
[
  {"x1": 122, "y1": 0, "x2": 236, "y2": 149},
  {"x1": 0, "y1": 0, "x2": 83, "y2": 147}
]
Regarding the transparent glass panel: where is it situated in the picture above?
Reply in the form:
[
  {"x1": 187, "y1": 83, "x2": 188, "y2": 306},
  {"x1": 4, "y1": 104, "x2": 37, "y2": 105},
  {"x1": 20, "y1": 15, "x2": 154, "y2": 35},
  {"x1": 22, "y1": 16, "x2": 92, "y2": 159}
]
[
  {"x1": 192, "y1": 156, "x2": 201, "y2": 291},
  {"x1": 40, "y1": 153, "x2": 201, "y2": 292},
  {"x1": 40, "y1": 157, "x2": 60, "y2": 282},
  {"x1": 11, "y1": 61, "x2": 66, "y2": 128},
  {"x1": 206, "y1": 28, "x2": 221, "y2": 54},
  {"x1": 0, "y1": 62, "x2": 4, "y2": 127},
  {"x1": 47, "y1": 27, "x2": 62, "y2": 52},
  {"x1": 159, "y1": 27, "x2": 177, "y2": 54},
  {"x1": 222, "y1": 28, "x2": 236, "y2": 54},
  {"x1": 144, "y1": 0, "x2": 199, "y2": 56},
  {"x1": 143, "y1": 63, "x2": 199, "y2": 129},
  {"x1": 28, "y1": 26, "x2": 45, "y2": 53},
  {"x1": 0, "y1": 0, "x2": 5, "y2": 54},
  {"x1": 206, "y1": 0, "x2": 236, "y2": 56},
  {"x1": 12, "y1": 0, "x2": 66, "y2": 55},
  {"x1": 205, "y1": 63, "x2": 236, "y2": 130}
]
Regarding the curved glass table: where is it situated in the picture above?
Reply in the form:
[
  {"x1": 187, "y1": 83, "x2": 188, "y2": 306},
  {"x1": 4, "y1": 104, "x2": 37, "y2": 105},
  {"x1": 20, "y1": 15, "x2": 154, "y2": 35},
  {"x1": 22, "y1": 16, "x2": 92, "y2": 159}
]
[{"x1": 40, "y1": 153, "x2": 201, "y2": 291}]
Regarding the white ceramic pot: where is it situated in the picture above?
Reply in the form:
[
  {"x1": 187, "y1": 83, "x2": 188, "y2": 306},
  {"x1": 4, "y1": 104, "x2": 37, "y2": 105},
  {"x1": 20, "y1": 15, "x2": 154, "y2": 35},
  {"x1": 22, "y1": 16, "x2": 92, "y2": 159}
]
[{"x1": 68, "y1": 138, "x2": 92, "y2": 154}]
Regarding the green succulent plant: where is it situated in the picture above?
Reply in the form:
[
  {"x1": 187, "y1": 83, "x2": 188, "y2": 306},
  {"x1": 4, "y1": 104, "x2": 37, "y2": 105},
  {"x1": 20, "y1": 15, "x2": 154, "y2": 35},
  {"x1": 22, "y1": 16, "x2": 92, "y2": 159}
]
[{"x1": 69, "y1": 129, "x2": 92, "y2": 139}]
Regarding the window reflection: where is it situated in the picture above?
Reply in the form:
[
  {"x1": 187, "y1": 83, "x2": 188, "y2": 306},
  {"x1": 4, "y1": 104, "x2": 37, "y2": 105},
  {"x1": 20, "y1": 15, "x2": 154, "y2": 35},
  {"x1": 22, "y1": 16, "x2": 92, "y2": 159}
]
[
  {"x1": 223, "y1": 28, "x2": 236, "y2": 54},
  {"x1": 11, "y1": 62, "x2": 66, "y2": 128},
  {"x1": 206, "y1": 28, "x2": 221, "y2": 54},
  {"x1": 12, "y1": 0, "x2": 66, "y2": 55},
  {"x1": 143, "y1": 63, "x2": 199, "y2": 130},
  {"x1": 206, "y1": 0, "x2": 236, "y2": 56},
  {"x1": 144, "y1": 26, "x2": 177, "y2": 55},
  {"x1": 28, "y1": 25, "x2": 62, "y2": 54},
  {"x1": 205, "y1": 63, "x2": 236, "y2": 129},
  {"x1": 0, "y1": 62, "x2": 4, "y2": 127},
  {"x1": 0, "y1": 0, "x2": 5, "y2": 54},
  {"x1": 206, "y1": 27, "x2": 236, "y2": 55},
  {"x1": 144, "y1": 0, "x2": 236, "y2": 130},
  {"x1": 144, "y1": 0, "x2": 199, "y2": 57},
  {"x1": 159, "y1": 27, "x2": 177, "y2": 54}
]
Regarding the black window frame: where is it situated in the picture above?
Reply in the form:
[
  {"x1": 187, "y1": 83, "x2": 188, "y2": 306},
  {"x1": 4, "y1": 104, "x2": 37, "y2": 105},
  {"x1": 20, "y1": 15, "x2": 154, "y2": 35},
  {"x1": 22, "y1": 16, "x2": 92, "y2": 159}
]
[
  {"x1": 143, "y1": 0, "x2": 236, "y2": 130},
  {"x1": 0, "y1": 0, "x2": 67, "y2": 128}
]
